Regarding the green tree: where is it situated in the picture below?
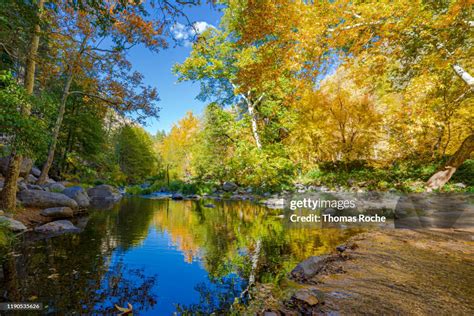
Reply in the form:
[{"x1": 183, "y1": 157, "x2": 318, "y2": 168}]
[{"x1": 116, "y1": 125, "x2": 157, "y2": 183}]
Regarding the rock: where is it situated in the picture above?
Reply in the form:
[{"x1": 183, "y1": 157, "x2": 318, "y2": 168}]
[
  {"x1": 26, "y1": 184, "x2": 44, "y2": 191},
  {"x1": 140, "y1": 182, "x2": 151, "y2": 189},
  {"x1": 263, "y1": 192, "x2": 272, "y2": 198},
  {"x1": 185, "y1": 194, "x2": 200, "y2": 200},
  {"x1": 290, "y1": 255, "x2": 330, "y2": 281},
  {"x1": 453, "y1": 183, "x2": 466, "y2": 189},
  {"x1": 62, "y1": 186, "x2": 90, "y2": 208},
  {"x1": 204, "y1": 203, "x2": 215, "y2": 208},
  {"x1": 26, "y1": 174, "x2": 38, "y2": 183},
  {"x1": 17, "y1": 181, "x2": 28, "y2": 191},
  {"x1": 45, "y1": 178, "x2": 56, "y2": 185},
  {"x1": 30, "y1": 166, "x2": 41, "y2": 177},
  {"x1": 35, "y1": 220, "x2": 80, "y2": 234},
  {"x1": 222, "y1": 181, "x2": 238, "y2": 192},
  {"x1": 336, "y1": 245, "x2": 347, "y2": 253},
  {"x1": 0, "y1": 157, "x2": 33, "y2": 177},
  {"x1": 87, "y1": 184, "x2": 122, "y2": 203},
  {"x1": 0, "y1": 216, "x2": 27, "y2": 232},
  {"x1": 171, "y1": 193, "x2": 183, "y2": 200},
  {"x1": 262, "y1": 197, "x2": 285, "y2": 209},
  {"x1": 18, "y1": 190, "x2": 78, "y2": 209},
  {"x1": 45, "y1": 183, "x2": 66, "y2": 193},
  {"x1": 293, "y1": 290, "x2": 320, "y2": 306},
  {"x1": 40, "y1": 207, "x2": 73, "y2": 218}
]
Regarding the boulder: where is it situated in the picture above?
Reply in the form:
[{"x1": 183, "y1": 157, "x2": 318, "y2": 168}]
[
  {"x1": 35, "y1": 220, "x2": 80, "y2": 234},
  {"x1": 261, "y1": 197, "x2": 285, "y2": 209},
  {"x1": 18, "y1": 190, "x2": 78, "y2": 209},
  {"x1": 45, "y1": 183, "x2": 66, "y2": 193},
  {"x1": 291, "y1": 289, "x2": 324, "y2": 310},
  {"x1": 222, "y1": 181, "x2": 238, "y2": 192},
  {"x1": 26, "y1": 174, "x2": 38, "y2": 183},
  {"x1": 290, "y1": 255, "x2": 330, "y2": 281},
  {"x1": 0, "y1": 216, "x2": 27, "y2": 232},
  {"x1": 0, "y1": 157, "x2": 33, "y2": 177},
  {"x1": 87, "y1": 184, "x2": 122, "y2": 203},
  {"x1": 62, "y1": 186, "x2": 90, "y2": 208},
  {"x1": 171, "y1": 193, "x2": 183, "y2": 200},
  {"x1": 30, "y1": 166, "x2": 41, "y2": 177},
  {"x1": 17, "y1": 180, "x2": 28, "y2": 192},
  {"x1": 26, "y1": 184, "x2": 44, "y2": 191},
  {"x1": 292, "y1": 290, "x2": 321, "y2": 306},
  {"x1": 45, "y1": 178, "x2": 56, "y2": 185},
  {"x1": 40, "y1": 207, "x2": 73, "y2": 218}
]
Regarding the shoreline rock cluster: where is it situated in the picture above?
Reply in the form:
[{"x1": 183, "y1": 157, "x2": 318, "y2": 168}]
[{"x1": 0, "y1": 159, "x2": 123, "y2": 235}]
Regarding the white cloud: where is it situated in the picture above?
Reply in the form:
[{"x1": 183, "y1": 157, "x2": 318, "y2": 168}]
[
  {"x1": 171, "y1": 21, "x2": 214, "y2": 46},
  {"x1": 171, "y1": 22, "x2": 189, "y2": 40},
  {"x1": 192, "y1": 21, "x2": 213, "y2": 35}
]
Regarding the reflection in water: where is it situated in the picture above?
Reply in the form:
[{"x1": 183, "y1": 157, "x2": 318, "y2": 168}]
[{"x1": 0, "y1": 197, "x2": 363, "y2": 314}]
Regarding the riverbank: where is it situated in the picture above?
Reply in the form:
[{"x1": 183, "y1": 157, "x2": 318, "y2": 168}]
[
  {"x1": 242, "y1": 228, "x2": 474, "y2": 315},
  {"x1": 0, "y1": 163, "x2": 123, "y2": 235}
]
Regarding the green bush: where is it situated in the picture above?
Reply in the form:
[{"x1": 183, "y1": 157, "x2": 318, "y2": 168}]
[
  {"x1": 302, "y1": 160, "x2": 472, "y2": 192},
  {"x1": 451, "y1": 159, "x2": 474, "y2": 186}
]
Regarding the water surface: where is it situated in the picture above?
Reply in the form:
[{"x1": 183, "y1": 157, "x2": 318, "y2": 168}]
[{"x1": 1, "y1": 197, "x2": 363, "y2": 314}]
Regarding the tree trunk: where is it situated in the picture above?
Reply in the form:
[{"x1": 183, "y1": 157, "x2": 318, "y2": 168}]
[
  {"x1": 37, "y1": 35, "x2": 88, "y2": 184},
  {"x1": 24, "y1": 0, "x2": 44, "y2": 94},
  {"x1": 0, "y1": 154, "x2": 21, "y2": 210},
  {"x1": 452, "y1": 64, "x2": 474, "y2": 88},
  {"x1": 0, "y1": 0, "x2": 44, "y2": 211},
  {"x1": 37, "y1": 69, "x2": 74, "y2": 184},
  {"x1": 427, "y1": 134, "x2": 474, "y2": 190},
  {"x1": 247, "y1": 101, "x2": 262, "y2": 149}
]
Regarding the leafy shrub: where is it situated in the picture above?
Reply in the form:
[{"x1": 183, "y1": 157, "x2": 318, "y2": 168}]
[{"x1": 451, "y1": 159, "x2": 474, "y2": 186}]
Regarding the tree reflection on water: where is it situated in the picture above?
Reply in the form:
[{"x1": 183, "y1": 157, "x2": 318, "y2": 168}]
[{"x1": 0, "y1": 197, "x2": 363, "y2": 314}]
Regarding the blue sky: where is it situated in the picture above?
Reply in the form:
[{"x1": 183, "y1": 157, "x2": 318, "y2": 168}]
[{"x1": 127, "y1": 4, "x2": 223, "y2": 135}]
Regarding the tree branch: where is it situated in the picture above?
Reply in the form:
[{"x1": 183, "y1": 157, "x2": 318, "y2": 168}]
[{"x1": 68, "y1": 91, "x2": 123, "y2": 105}]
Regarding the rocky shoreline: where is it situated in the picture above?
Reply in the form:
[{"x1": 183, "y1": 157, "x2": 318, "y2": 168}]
[
  {"x1": 242, "y1": 228, "x2": 474, "y2": 315},
  {"x1": 0, "y1": 160, "x2": 123, "y2": 236}
]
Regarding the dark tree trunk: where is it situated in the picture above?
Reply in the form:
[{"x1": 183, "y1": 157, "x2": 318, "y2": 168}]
[
  {"x1": 0, "y1": 0, "x2": 44, "y2": 211},
  {"x1": 0, "y1": 154, "x2": 21, "y2": 210}
]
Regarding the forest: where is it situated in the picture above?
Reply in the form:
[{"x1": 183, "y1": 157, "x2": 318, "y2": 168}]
[
  {"x1": 0, "y1": 1, "x2": 473, "y2": 314},
  {"x1": 0, "y1": 0, "x2": 473, "y2": 209}
]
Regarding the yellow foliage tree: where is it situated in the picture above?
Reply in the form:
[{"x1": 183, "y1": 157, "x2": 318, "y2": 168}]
[{"x1": 158, "y1": 112, "x2": 200, "y2": 180}]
